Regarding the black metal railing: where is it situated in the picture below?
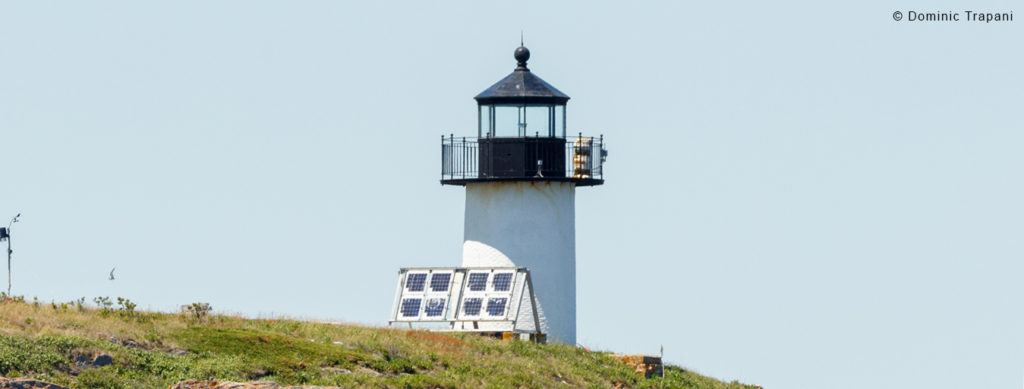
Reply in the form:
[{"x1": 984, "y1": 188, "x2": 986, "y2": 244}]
[
  {"x1": 441, "y1": 133, "x2": 605, "y2": 185},
  {"x1": 441, "y1": 135, "x2": 479, "y2": 180}
]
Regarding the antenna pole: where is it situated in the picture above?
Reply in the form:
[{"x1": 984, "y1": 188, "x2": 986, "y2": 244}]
[
  {"x1": 6, "y1": 213, "x2": 20, "y2": 297},
  {"x1": 6, "y1": 234, "x2": 10, "y2": 297}
]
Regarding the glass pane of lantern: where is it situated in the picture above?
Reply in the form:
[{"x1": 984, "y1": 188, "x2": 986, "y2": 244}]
[
  {"x1": 555, "y1": 105, "x2": 565, "y2": 138},
  {"x1": 479, "y1": 105, "x2": 493, "y2": 137},
  {"x1": 493, "y1": 105, "x2": 521, "y2": 137},
  {"x1": 524, "y1": 105, "x2": 552, "y2": 137}
]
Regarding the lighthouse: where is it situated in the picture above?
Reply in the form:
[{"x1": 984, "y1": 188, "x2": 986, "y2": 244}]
[{"x1": 440, "y1": 44, "x2": 606, "y2": 344}]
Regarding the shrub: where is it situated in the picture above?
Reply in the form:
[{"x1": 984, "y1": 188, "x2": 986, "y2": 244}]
[{"x1": 184, "y1": 303, "x2": 212, "y2": 323}]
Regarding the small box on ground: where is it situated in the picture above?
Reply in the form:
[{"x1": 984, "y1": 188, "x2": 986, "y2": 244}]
[{"x1": 610, "y1": 354, "x2": 664, "y2": 378}]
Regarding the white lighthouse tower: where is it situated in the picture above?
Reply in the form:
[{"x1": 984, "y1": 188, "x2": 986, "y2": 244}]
[{"x1": 440, "y1": 44, "x2": 606, "y2": 344}]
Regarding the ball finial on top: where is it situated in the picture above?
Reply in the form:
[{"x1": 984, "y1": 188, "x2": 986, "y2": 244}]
[{"x1": 515, "y1": 45, "x2": 530, "y2": 70}]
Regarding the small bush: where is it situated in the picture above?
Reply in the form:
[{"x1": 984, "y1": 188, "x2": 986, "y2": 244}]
[
  {"x1": 116, "y1": 297, "x2": 138, "y2": 319},
  {"x1": 184, "y1": 302, "x2": 212, "y2": 323},
  {"x1": 75, "y1": 366, "x2": 125, "y2": 389},
  {"x1": 94, "y1": 296, "x2": 113, "y2": 316}
]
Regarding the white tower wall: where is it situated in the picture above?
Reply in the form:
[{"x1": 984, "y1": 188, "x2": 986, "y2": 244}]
[{"x1": 461, "y1": 181, "x2": 576, "y2": 344}]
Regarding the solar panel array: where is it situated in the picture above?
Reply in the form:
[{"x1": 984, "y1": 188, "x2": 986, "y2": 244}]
[{"x1": 391, "y1": 267, "x2": 530, "y2": 325}]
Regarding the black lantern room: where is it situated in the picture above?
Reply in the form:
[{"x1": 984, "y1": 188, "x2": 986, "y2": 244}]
[{"x1": 441, "y1": 44, "x2": 605, "y2": 186}]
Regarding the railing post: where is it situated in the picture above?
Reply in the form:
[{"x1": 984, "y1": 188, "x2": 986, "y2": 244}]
[{"x1": 566, "y1": 138, "x2": 571, "y2": 178}]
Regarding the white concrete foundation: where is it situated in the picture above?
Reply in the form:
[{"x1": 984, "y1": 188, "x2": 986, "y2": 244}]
[{"x1": 461, "y1": 181, "x2": 576, "y2": 344}]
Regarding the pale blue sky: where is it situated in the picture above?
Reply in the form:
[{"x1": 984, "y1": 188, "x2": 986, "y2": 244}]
[{"x1": 2, "y1": 1, "x2": 1022, "y2": 388}]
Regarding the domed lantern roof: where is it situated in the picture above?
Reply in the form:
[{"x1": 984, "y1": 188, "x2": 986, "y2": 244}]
[{"x1": 474, "y1": 45, "x2": 570, "y2": 105}]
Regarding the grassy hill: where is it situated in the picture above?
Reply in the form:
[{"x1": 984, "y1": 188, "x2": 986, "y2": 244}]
[{"x1": 0, "y1": 296, "x2": 757, "y2": 388}]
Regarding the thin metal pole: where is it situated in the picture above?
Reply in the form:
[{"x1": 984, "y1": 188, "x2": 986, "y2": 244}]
[
  {"x1": 6, "y1": 215, "x2": 12, "y2": 297},
  {"x1": 6, "y1": 236, "x2": 11, "y2": 296}
]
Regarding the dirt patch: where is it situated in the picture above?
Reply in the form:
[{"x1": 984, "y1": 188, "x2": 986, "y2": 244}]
[{"x1": 405, "y1": 331, "x2": 468, "y2": 349}]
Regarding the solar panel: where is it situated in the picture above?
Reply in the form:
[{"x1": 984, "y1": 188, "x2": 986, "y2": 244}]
[
  {"x1": 467, "y1": 273, "x2": 488, "y2": 291},
  {"x1": 406, "y1": 273, "x2": 427, "y2": 292},
  {"x1": 462, "y1": 298, "x2": 482, "y2": 316},
  {"x1": 492, "y1": 273, "x2": 513, "y2": 291},
  {"x1": 424, "y1": 298, "x2": 446, "y2": 317},
  {"x1": 486, "y1": 297, "x2": 507, "y2": 317},
  {"x1": 400, "y1": 298, "x2": 421, "y2": 317},
  {"x1": 430, "y1": 273, "x2": 452, "y2": 292}
]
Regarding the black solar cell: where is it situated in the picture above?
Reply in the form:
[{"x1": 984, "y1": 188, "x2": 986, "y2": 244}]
[
  {"x1": 486, "y1": 298, "x2": 508, "y2": 316},
  {"x1": 424, "y1": 298, "x2": 446, "y2": 317},
  {"x1": 467, "y1": 273, "x2": 488, "y2": 291},
  {"x1": 492, "y1": 273, "x2": 513, "y2": 291},
  {"x1": 406, "y1": 273, "x2": 427, "y2": 292},
  {"x1": 462, "y1": 298, "x2": 482, "y2": 316},
  {"x1": 430, "y1": 273, "x2": 452, "y2": 292},
  {"x1": 400, "y1": 298, "x2": 421, "y2": 317}
]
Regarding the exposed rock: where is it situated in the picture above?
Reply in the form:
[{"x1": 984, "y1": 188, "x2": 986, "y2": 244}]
[
  {"x1": 552, "y1": 373, "x2": 569, "y2": 385},
  {"x1": 170, "y1": 348, "x2": 189, "y2": 356},
  {"x1": 168, "y1": 380, "x2": 342, "y2": 389},
  {"x1": 92, "y1": 353, "x2": 113, "y2": 367},
  {"x1": 319, "y1": 366, "x2": 350, "y2": 374},
  {"x1": 355, "y1": 366, "x2": 382, "y2": 377},
  {"x1": 72, "y1": 352, "x2": 113, "y2": 370},
  {"x1": 0, "y1": 378, "x2": 70, "y2": 389},
  {"x1": 108, "y1": 336, "x2": 143, "y2": 349}
]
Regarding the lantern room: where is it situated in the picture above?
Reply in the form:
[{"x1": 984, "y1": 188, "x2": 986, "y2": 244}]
[
  {"x1": 475, "y1": 45, "x2": 569, "y2": 139},
  {"x1": 441, "y1": 44, "x2": 605, "y2": 187}
]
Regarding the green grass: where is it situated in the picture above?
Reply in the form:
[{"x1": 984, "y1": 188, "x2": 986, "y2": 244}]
[{"x1": 0, "y1": 297, "x2": 758, "y2": 388}]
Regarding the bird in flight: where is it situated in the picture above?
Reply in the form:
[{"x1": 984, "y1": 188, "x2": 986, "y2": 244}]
[{"x1": 109, "y1": 267, "x2": 116, "y2": 281}]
